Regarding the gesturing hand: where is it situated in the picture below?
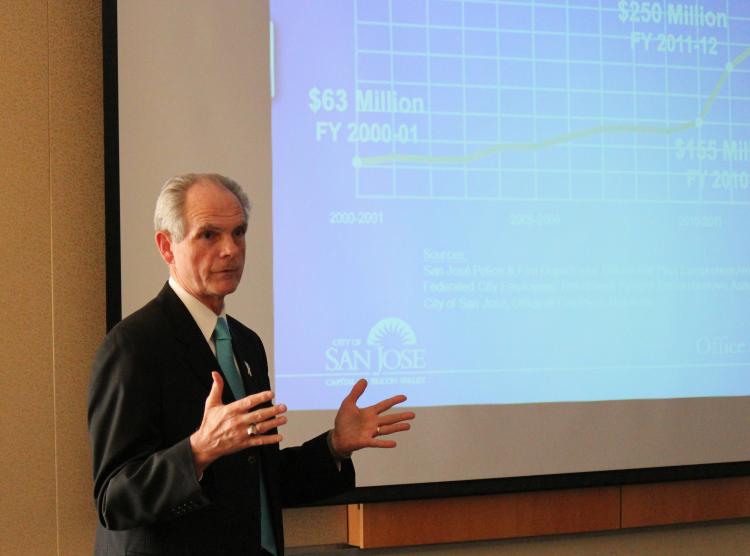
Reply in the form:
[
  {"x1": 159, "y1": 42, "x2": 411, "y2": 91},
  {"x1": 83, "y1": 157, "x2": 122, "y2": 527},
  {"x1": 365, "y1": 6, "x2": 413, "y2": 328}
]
[
  {"x1": 330, "y1": 378, "x2": 415, "y2": 456},
  {"x1": 189, "y1": 372, "x2": 288, "y2": 476}
]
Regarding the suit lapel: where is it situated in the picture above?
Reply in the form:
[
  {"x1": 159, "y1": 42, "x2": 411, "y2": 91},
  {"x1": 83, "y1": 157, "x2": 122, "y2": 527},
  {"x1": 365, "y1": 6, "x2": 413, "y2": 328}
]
[
  {"x1": 227, "y1": 317, "x2": 267, "y2": 396},
  {"x1": 157, "y1": 283, "x2": 234, "y2": 405}
]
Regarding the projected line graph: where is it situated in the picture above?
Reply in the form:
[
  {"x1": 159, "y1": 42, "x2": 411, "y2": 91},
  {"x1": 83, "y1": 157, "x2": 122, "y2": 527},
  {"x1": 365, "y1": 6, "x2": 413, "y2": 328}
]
[
  {"x1": 355, "y1": 45, "x2": 750, "y2": 167},
  {"x1": 270, "y1": 0, "x2": 750, "y2": 409},
  {"x1": 349, "y1": 1, "x2": 750, "y2": 205}
]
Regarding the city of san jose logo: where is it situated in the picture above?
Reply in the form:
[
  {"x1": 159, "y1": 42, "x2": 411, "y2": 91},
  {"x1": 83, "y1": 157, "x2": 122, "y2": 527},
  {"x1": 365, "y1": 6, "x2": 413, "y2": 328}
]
[{"x1": 325, "y1": 317, "x2": 426, "y2": 374}]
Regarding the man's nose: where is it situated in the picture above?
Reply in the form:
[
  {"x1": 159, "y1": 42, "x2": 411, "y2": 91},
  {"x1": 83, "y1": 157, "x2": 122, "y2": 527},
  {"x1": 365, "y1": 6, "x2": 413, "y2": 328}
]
[{"x1": 219, "y1": 235, "x2": 240, "y2": 256}]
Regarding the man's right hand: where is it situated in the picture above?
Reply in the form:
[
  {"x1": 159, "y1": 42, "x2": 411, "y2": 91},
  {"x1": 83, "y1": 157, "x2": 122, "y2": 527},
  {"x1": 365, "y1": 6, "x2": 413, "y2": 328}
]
[{"x1": 189, "y1": 372, "x2": 287, "y2": 477}]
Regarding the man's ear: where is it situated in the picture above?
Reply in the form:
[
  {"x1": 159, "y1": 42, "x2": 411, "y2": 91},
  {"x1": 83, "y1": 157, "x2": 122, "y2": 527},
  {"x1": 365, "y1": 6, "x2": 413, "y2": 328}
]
[{"x1": 155, "y1": 230, "x2": 175, "y2": 264}]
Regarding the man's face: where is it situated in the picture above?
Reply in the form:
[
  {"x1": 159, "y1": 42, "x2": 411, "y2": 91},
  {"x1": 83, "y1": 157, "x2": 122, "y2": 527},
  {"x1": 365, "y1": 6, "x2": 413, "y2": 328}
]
[{"x1": 161, "y1": 179, "x2": 247, "y2": 313}]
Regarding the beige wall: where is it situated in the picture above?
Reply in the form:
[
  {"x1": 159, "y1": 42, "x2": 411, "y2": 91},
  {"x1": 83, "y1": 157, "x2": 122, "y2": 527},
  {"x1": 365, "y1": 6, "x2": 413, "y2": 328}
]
[
  {"x1": 0, "y1": 2, "x2": 747, "y2": 555},
  {"x1": 0, "y1": 1, "x2": 104, "y2": 555},
  {"x1": 0, "y1": 1, "x2": 104, "y2": 554}
]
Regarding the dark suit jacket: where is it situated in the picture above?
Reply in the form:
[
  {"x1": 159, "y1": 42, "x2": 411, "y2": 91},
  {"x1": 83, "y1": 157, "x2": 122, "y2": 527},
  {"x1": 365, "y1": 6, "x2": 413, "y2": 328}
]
[{"x1": 88, "y1": 284, "x2": 354, "y2": 555}]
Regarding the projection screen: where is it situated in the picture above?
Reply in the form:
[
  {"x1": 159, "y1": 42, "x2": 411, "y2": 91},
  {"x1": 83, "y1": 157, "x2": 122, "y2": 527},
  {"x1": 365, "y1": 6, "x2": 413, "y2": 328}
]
[{"x1": 109, "y1": 0, "x2": 750, "y2": 493}]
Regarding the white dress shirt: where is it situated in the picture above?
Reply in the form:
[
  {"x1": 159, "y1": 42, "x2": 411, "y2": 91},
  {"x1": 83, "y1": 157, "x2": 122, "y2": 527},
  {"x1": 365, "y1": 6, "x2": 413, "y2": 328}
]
[{"x1": 168, "y1": 277, "x2": 248, "y2": 380}]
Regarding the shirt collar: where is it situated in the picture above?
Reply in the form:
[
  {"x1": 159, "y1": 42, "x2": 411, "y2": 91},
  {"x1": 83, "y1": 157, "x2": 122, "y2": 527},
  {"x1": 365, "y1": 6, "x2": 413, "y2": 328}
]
[{"x1": 168, "y1": 276, "x2": 226, "y2": 346}]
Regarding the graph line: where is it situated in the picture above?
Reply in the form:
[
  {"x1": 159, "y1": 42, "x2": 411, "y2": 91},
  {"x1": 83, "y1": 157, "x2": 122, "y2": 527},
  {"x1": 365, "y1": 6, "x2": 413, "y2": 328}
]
[{"x1": 355, "y1": 46, "x2": 750, "y2": 168}]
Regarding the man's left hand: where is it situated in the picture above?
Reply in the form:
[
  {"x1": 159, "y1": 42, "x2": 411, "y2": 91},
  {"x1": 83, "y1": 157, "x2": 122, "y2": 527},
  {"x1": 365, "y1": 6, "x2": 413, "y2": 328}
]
[{"x1": 330, "y1": 378, "x2": 415, "y2": 456}]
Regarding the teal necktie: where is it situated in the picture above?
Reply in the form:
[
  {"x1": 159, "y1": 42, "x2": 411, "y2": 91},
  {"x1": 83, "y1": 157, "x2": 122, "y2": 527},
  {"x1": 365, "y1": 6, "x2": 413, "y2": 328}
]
[
  {"x1": 212, "y1": 318, "x2": 277, "y2": 555},
  {"x1": 212, "y1": 317, "x2": 245, "y2": 400}
]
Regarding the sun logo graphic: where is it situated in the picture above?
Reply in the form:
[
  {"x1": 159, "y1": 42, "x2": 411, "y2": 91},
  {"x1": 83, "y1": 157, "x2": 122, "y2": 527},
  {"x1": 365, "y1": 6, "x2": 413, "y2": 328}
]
[
  {"x1": 366, "y1": 318, "x2": 417, "y2": 349},
  {"x1": 324, "y1": 317, "x2": 427, "y2": 374},
  {"x1": 366, "y1": 317, "x2": 426, "y2": 375}
]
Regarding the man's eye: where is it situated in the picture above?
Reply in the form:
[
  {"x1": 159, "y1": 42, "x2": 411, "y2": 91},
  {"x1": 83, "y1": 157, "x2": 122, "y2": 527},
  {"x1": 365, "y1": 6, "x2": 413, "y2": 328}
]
[
  {"x1": 233, "y1": 228, "x2": 246, "y2": 237},
  {"x1": 201, "y1": 231, "x2": 215, "y2": 240}
]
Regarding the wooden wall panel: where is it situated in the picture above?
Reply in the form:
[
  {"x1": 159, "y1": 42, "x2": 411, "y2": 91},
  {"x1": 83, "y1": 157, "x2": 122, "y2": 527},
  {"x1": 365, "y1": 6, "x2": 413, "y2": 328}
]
[
  {"x1": 0, "y1": 1, "x2": 103, "y2": 554},
  {"x1": 350, "y1": 519, "x2": 750, "y2": 556},
  {"x1": 622, "y1": 477, "x2": 750, "y2": 528},
  {"x1": 48, "y1": 1, "x2": 104, "y2": 554},
  {"x1": 349, "y1": 478, "x2": 750, "y2": 551},
  {"x1": 0, "y1": 1, "x2": 57, "y2": 555},
  {"x1": 348, "y1": 488, "x2": 621, "y2": 549}
]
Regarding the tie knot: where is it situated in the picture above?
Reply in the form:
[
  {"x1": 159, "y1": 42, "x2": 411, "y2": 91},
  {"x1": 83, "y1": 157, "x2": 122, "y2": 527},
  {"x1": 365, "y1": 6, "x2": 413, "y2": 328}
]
[{"x1": 213, "y1": 317, "x2": 231, "y2": 341}]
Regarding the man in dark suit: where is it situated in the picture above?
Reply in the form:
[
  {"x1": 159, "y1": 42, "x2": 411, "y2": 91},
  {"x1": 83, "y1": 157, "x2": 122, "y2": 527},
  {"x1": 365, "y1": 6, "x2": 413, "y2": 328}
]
[{"x1": 88, "y1": 173, "x2": 414, "y2": 555}]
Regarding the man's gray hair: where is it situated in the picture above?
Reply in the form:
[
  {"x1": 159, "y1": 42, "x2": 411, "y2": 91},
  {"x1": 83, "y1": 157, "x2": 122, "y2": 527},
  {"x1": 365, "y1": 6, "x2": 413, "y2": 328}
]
[{"x1": 154, "y1": 173, "x2": 252, "y2": 242}]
